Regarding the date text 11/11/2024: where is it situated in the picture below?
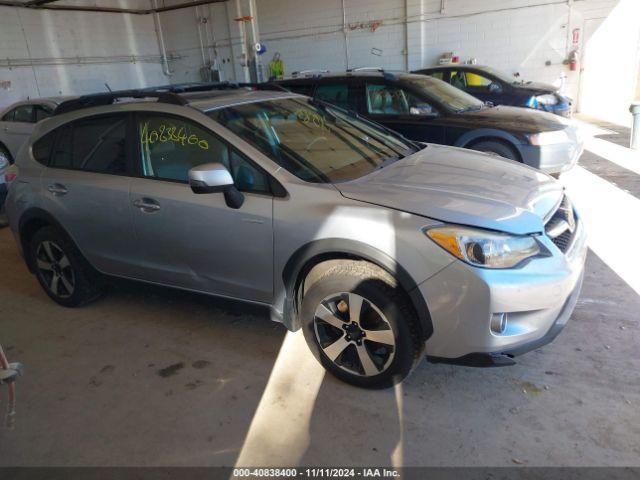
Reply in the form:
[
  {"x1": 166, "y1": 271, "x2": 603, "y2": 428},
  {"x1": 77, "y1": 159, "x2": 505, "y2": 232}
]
[{"x1": 233, "y1": 468, "x2": 400, "y2": 478}]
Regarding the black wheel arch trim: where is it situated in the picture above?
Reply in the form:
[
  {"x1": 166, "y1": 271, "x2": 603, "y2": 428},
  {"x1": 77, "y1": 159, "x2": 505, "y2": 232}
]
[{"x1": 282, "y1": 238, "x2": 434, "y2": 341}]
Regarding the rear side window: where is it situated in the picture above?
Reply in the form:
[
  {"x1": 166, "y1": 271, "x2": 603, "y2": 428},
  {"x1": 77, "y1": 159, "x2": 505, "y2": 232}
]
[
  {"x1": 285, "y1": 83, "x2": 314, "y2": 96},
  {"x1": 51, "y1": 125, "x2": 73, "y2": 168},
  {"x1": 35, "y1": 106, "x2": 53, "y2": 122},
  {"x1": 49, "y1": 115, "x2": 128, "y2": 174},
  {"x1": 315, "y1": 84, "x2": 350, "y2": 109},
  {"x1": 73, "y1": 116, "x2": 127, "y2": 174},
  {"x1": 12, "y1": 105, "x2": 34, "y2": 123},
  {"x1": 32, "y1": 130, "x2": 56, "y2": 165},
  {"x1": 429, "y1": 71, "x2": 444, "y2": 81}
]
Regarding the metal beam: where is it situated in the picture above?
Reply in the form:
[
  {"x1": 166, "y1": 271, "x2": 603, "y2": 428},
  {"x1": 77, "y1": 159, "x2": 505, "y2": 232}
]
[
  {"x1": 0, "y1": 0, "x2": 228, "y2": 14},
  {"x1": 24, "y1": 0, "x2": 61, "y2": 7},
  {"x1": 153, "y1": 0, "x2": 227, "y2": 14}
]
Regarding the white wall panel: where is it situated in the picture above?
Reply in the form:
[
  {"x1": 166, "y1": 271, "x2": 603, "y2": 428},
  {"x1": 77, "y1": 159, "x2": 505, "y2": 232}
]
[{"x1": 0, "y1": 2, "x2": 167, "y2": 108}]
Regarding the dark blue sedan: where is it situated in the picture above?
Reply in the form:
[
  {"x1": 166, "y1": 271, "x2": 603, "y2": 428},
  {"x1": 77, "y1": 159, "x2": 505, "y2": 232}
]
[{"x1": 413, "y1": 65, "x2": 572, "y2": 118}]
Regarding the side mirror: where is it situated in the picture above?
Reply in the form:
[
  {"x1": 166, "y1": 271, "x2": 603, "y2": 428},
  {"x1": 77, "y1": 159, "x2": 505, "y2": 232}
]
[{"x1": 188, "y1": 163, "x2": 244, "y2": 209}]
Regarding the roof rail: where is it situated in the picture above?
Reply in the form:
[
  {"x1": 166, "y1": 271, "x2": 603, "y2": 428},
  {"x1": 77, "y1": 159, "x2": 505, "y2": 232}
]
[
  {"x1": 53, "y1": 82, "x2": 289, "y2": 116},
  {"x1": 347, "y1": 67, "x2": 385, "y2": 72},
  {"x1": 291, "y1": 69, "x2": 329, "y2": 78},
  {"x1": 146, "y1": 81, "x2": 288, "y2": 94},
  {"x1": 53, "y1": 90, "x2": 187, "y2": 116}
]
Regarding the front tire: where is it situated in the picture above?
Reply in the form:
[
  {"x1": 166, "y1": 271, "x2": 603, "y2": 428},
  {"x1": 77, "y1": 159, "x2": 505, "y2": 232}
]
[
  {"x1": 470, "y1": 140, "x2": 519, "y2": 161},
  {"x1": 29, "y1": 226, "x2": 104, "y2": 307},
  {"x1": 300, "y1": 261, "x2": 423, "y2": 389}
]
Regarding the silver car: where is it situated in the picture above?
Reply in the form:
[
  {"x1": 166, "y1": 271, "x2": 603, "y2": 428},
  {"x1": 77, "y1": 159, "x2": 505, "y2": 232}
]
[
  {"x1": 0, "y1": 98, "x2": 65, "y2": 166},
  {"x1": 5, "y1": 87, "x2": 587, "y2": 388}
]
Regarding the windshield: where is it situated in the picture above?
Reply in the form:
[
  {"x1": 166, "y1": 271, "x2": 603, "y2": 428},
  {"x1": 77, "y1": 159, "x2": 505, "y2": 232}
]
[
  {"x1": 208, "y1": 98, "x2": 418, "y2": 183},
  {"x1": 402, "y1": 76, "x2": 485, "y2": 113}
]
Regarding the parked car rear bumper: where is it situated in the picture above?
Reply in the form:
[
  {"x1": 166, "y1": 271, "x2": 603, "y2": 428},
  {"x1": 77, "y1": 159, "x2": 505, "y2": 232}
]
[{"x1": 538, "y1": 104, "x2": 572, "y2": 118}]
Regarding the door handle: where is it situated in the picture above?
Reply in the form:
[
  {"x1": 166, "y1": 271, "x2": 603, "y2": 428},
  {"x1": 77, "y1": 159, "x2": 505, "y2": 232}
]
[
  {"x1": 133, "y1": 197, "x2": 161, "y2": 213},
  {"x1": 47, "y1": 183, "x2": 68, "y2": 195}
]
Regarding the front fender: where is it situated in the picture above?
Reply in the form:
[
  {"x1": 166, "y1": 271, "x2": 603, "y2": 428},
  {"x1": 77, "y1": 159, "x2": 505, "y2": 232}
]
[{"x1": 279, "y1": 238, "x2": 434, "y2": 341}]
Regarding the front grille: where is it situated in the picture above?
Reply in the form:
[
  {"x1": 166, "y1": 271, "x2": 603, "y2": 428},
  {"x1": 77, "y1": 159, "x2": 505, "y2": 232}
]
[{"x1": 545, "y1": 195, "x2": 577, "y2": 253}]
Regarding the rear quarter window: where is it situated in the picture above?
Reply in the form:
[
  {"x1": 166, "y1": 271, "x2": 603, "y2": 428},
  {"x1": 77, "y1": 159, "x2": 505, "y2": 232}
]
[{"x1": 32, "y1": 130, "x2": 56, "y2": 165}]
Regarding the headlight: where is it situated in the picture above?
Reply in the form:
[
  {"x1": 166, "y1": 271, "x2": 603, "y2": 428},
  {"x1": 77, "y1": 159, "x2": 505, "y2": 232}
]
[
  {"x1": 426, "y1": 226, "x2": 541, "y2": 269},
  {"x1": 528, "y1": 130, "x2": 570, "y2": 146},
  {"x1": 536, "y1": 94, "x2": 559, "y2": 106}
]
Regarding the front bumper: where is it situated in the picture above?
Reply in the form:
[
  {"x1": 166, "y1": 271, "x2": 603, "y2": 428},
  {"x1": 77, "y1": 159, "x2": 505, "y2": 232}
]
[{"x1": 418, "y1": 216, "x2": 587, "y2": 363}]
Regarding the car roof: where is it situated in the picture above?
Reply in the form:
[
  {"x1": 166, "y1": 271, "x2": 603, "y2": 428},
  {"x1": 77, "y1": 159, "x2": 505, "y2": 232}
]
[
  {"x1": 48, "y1": 86, "x2": 303, "y2": 118},
  {"x1": 1, "y1": 96, "x2": 73, "y2": 117},
  {"x1": 2, "y1": 96, "x2": 71, "y2": 110},
  {"x1": 183, "y1": 89, "x2": 301, "y2": 111},
  {"x1": 418, "y1": 65, "x2": 491, "y2": 71},
  {"x1": 280, "y1": 70, "x2": 427, "y2": 83}
]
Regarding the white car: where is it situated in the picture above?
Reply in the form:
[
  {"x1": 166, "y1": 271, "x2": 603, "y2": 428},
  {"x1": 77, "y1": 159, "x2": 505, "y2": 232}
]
[{"x1": 0, "y1": 98, "x2": 65, "y2": 165}]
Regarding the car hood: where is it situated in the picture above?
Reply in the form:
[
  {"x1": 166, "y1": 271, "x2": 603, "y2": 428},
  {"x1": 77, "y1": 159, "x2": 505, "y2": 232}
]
[
  {"x1": 336, "y1": 144, "x2": 563, "y2": 235},
  {"x1": 453, "y1": 105, "x2": 570, "y2": 134}
]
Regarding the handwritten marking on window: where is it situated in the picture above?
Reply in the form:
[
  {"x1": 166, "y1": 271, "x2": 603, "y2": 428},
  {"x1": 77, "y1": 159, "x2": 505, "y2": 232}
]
[
  {"x1": 140, "y1": 122, "x2": 209, "y2": 150},
  {"x1": 295, "y1": 109, "x2": 328, "y2": 131}
]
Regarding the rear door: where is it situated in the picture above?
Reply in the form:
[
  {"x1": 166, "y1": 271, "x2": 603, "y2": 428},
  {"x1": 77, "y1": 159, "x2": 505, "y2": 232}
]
[
  {"x1": 128, "y1": 112, "x2": 274, "y2": 303},
  {"x1": 359, "y1": 80, "x2": 446, "y2": 143},
  {"x1": 40, "y1": 113, "x2": 138, "y2": 276}
]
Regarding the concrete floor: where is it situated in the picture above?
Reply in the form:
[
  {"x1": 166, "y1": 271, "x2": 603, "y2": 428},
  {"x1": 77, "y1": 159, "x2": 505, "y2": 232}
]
[{"x1": 1, "y1": 122, "x2": 639, "y2": 467}]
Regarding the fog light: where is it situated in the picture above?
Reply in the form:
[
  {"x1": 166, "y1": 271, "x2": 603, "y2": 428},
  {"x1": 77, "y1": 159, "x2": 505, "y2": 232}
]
[{"x1": 490, "y1": 313, "x2": 508, "y2": 334}]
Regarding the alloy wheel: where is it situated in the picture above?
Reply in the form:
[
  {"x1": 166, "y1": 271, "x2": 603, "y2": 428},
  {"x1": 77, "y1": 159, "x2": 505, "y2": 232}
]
[
  {"x1": 313, "y1": 292, "x2": 396, "y2": 377},
  {"x1": 35, "y1": 241, "x2": 75, "y2": 299}
]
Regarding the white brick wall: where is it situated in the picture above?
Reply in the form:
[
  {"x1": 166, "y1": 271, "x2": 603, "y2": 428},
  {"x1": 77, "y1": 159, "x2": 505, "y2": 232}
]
[
  {"x1": 0, "y1": 1, "x2": 168, "y2": 108},
  {"x1": 1, "y1": 0, "x2": 634, "y2": 118},
  {"x1": 158, "y1": 0, "x2": 625, "y2": 109}
]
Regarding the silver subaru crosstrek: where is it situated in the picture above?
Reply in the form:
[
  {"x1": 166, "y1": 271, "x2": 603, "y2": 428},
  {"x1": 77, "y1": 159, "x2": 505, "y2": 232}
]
[{"x1": 5, "y1": 86, "x2": 587, "y2": 388}]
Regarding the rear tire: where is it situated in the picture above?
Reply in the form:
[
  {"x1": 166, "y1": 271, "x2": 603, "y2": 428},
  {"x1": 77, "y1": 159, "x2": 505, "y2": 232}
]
[
  {"x1": 470, "y1": 140, "x2": 519, "y2": 161},
  {"x1": 300, "y1": 261, "x2": 423, "y2": 389},
  {"x1": 29, "y1": 226, "x2": 104, "y2": 307}
]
